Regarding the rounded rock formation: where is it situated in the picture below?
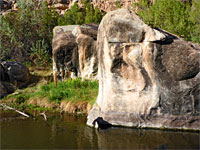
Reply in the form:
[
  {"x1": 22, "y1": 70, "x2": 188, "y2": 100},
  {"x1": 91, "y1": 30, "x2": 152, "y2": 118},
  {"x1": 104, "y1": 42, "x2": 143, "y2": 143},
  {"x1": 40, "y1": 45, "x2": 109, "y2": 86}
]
[{"x1": 87, "y1": 9, "x2": 200, "y2": 130}]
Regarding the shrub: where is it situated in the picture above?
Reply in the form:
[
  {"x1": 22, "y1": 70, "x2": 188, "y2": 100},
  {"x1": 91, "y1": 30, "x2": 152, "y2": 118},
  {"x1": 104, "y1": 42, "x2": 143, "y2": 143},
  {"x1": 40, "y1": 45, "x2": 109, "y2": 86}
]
[
  {"x1": 30, "y1": 40, "x2": 49, "y2": 66},
  {"x1": 58, "y1": 0, "x2": 104, "y2": 26},
  {"x1": 0, "y1": 0, "x2": 104, "y2": 65},
  {"x1": 84, "y1": 0, "x2": 103, "y2": 24},
  {"x1": 136, "y1": 0, "x2": 199, "y2": 44},
  {"x1": 58, "y1": 2, "x2": 85, "y2": 25},
  {"x1": 115, "y1": 0, "x2": 121, "y2": 9},
  {"x1": 0, "y1": 0, "x2": 59, "y2": 65},
  {"x1": 189, "y1": 0, "x2": 200, "y2": 43}
]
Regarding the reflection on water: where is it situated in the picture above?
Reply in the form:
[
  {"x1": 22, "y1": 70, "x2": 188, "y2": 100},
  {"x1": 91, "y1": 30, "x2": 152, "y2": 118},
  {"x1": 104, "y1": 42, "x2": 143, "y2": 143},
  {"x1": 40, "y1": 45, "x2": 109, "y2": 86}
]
[{"x1": 0, "y1": 110, "x2": 199, "y2": 149}]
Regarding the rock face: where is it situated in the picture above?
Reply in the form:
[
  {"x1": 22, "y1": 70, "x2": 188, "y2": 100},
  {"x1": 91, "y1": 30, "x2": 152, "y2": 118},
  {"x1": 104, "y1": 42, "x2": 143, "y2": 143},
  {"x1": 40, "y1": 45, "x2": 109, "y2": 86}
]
[
  {"x1": 0, "y1": 61, "x2": 30, "y2": 98},
  {"x1": 87, "y1": 9, "x2": 200, "y2": 130},
  {"x1": 52, "y1": 24, "x2": 98, "y2": 80},
  {"x1": 92, "y1": 0, "x2": 140, "y2": 12},
  {"x1": 0, "y1": 82, "x2": 16, "y2": 98}
]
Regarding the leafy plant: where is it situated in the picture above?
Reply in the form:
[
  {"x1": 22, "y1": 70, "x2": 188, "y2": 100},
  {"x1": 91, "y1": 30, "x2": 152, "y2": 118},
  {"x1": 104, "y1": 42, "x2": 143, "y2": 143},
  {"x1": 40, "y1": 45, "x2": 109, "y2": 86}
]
[
  {"x1": 30, "y1": 40, "x2": 49, "y2": 66},
  {"x1": 84, "y1": 0, "x2": 103, "y2": 24},
  {"x1": 0, "y1": 0, "x2": 104, "y2": 65},
  {"x1": 58, "y1": 0, "x2": 104, "y2": 25},
  {"x1": 0, "y1": 0, "x2": 59, "y2": 65},
  {"x1": 189, "y1": 0, "x2": 200, "y2": 43},
  {"x1": 58, "y1": 2, "x2": 85, "y2": 25},
  {"x1": 115, "y1": 0, "x2": 121, "y2": 9},
  {"x1": 136, "y1": 0, "x2": 199, "y2": 44}
]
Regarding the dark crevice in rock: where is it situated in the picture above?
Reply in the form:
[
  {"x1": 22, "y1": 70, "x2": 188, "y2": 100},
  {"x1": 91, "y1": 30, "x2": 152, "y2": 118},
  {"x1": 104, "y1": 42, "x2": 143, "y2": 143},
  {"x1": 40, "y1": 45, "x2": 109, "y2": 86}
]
[
  {"x1": 138, "y1": 65, "x2": 152, "y2": 91},
  {"x1": 111, "y1": 58, "x2": 126, "y2": 75}
]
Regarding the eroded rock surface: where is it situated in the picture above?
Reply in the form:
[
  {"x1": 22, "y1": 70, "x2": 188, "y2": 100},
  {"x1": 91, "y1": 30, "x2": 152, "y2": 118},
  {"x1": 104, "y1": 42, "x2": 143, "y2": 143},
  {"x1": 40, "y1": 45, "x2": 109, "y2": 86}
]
[
  {"x1": 87, "y1": 9, "x2": 200, "y2": 130},
  {"x1": 52, "y1": 24, "x2": 98, "y2": 80}
]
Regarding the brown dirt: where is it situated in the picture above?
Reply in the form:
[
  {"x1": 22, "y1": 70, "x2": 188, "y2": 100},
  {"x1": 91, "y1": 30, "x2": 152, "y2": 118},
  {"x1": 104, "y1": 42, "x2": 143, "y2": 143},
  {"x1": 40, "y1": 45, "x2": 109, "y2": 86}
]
[{"x1": 28, "y1": 98, "x2": 92, "y2": 114}]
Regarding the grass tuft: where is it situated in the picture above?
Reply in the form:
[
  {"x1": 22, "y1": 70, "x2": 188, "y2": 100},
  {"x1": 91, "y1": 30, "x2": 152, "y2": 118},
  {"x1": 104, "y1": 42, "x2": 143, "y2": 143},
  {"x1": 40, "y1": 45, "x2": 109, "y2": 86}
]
[
  {"x1": 38, "y1": 78, "x2": 98, "y2": 104},
  {"x1": 3, "y1": 78, "x2": 98, "y2": 106}
]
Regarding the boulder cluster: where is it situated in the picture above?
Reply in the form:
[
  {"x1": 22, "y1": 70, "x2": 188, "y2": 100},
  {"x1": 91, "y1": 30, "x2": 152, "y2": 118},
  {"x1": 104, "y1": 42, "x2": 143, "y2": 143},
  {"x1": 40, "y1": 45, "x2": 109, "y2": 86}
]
[
  {"x1": 1, "y1": 4, "x2": 199, "y2": 130},
  {"x1": 52, "y1": 9, "x2": 200, "y2": 130},
  {"x1": 52, "y1": 23, "x2": 98, "y2": 80},
  {"x1": 86, "y1": 9, "x2": 200, "y2": 130}
]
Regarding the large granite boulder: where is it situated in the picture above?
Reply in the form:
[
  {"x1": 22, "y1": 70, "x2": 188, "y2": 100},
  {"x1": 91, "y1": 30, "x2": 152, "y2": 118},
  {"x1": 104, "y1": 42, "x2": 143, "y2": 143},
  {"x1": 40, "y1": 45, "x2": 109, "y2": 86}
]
[
  {"x1": 52, "y1": 24, "x2": 98, "y2": 80},
  {"x1": 0, "y1": 61, "x2": 30, "y2": 98},
  {"x1": 0, "y1": 82, "x2": 16, "y2": 98},
  {"x1": 0, "y1": 82, "x2": 8, "y2": 98},
  {"x1": 0, "y1": 0, "x2": 12, "y2": 11},
  {"x1": 87, "y1": 9, "x2": 200, "y2": 130},
  {"x1": 1, "y1": 61, "x2": 30, "y2": 88}
]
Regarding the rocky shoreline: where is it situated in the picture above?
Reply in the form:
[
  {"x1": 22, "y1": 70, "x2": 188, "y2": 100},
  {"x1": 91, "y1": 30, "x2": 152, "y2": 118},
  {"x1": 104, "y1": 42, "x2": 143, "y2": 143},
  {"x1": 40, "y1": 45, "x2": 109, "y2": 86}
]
[
  {"x1": 0, "y1": 4, "x2": 199, "y2": 131},
  {"x1": 87, "y1": 9, "x2": 200, "y2": 131}
]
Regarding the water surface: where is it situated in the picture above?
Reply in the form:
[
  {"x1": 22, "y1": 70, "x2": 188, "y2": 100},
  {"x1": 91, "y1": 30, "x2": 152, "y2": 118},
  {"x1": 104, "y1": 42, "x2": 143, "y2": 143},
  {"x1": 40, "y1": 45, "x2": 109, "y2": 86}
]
[{"x1": 0, "y1": 110, "x2": 199, "y2": 149}]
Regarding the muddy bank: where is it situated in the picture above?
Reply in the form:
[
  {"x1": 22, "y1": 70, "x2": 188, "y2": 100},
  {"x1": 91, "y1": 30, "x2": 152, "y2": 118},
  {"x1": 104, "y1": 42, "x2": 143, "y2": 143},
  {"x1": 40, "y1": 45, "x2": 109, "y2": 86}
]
[
  {"x1": 27, "y1": 98, "x2": 92, "y2": 114},
  {"x1": 0, "y1": 97, "x2": 92, "y2": 115},
  {"x1": 0, "y1": 65, "x2": 94, "y2": 115}
]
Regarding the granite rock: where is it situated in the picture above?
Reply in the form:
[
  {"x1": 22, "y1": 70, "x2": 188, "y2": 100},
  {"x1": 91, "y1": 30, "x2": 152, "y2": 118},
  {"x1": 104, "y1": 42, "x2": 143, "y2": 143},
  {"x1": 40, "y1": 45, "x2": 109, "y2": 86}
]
[
  {"x1": 87, "y1": 9, "x2": 200, "y2": 130},
  {"x1": 52, "y1": 24, "x2": 98, "y2": 80}
]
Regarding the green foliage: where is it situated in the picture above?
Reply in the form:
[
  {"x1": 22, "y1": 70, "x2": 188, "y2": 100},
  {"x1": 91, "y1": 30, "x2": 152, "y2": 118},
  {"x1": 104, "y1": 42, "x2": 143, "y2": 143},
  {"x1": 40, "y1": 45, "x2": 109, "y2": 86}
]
[
  {"x1": 28, "y1": 104, "x2": 52, "y2": 111},
  {"x1": 15, "y1": 95, "x2": 26, "y2": 104},
  {"x1": 189, "y1": 0, "x2": 200, "y2": 43},
  {"x1": 58, "y1": 2, "x2": 85, "y2": 25},
  {"x1": 3, "y1": 78, "x2": 98, "y2": 106},
  {"x1": 84, "y1": 0, "x2": 103, "y2": 24},
  {"x1": 136, "y1": 0, "x2": 199, "y2": 44},
  {"x1": 0, "y1": 0, "x2": 103, "y2": 65},
  {"x1": 30, "y1": 40, "x2": 49, "y2": 66},
  {"x1": 0, "y1": 0, "x2": 59, "y2": 65},
  {"x1": 39, "y1": 78, "x2": 98, "y2": 103},
  {"x1": 115, "y1": 0, "x2": 121, "y2": 9},
  {"x1": 58, "y1": 0, "x2": 104, "y2": 25}
]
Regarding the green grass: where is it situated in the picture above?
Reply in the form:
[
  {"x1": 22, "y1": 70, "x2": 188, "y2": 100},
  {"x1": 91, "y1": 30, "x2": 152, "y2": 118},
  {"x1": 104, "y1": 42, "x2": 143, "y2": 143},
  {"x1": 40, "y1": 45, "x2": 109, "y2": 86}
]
[
  {"x1": 3, "y1": 78, "x2": 99, "y2": 105},
  {"x1": 38, "y1": 78, "x2": 98, "y2": 104}
]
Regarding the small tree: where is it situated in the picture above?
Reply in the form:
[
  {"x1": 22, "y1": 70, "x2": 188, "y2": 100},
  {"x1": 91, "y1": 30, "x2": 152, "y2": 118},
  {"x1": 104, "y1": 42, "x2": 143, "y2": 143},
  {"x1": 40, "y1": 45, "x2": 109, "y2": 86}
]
[
  {"x1": 189, "y1": 0, "x2": 200, "y2": 43},
  {"x1": 58, "y1": 2, "x2": 85, "y2": 25},
  {"x1": 84, "y1": 0, "x2": 104, "y2": 24},
  {"x1": 0, "y1": 0, "x2": 59, "y2": 65},
  {"x1": 58, "y1": 0, "x2": 104, "y2": 25},
  {"x1": 115, "y1": 0, "x2": 121, "y2": 9},
  {"x1": 136, "y1": 0, "x2": 196, "y2": 43}
]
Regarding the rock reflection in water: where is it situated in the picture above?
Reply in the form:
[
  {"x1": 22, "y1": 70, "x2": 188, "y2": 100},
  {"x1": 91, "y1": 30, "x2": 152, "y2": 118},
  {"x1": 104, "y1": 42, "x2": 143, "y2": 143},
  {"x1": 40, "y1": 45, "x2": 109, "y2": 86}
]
[
  {"x1": 92, "y1": 127, "x2": 199, "y2": 149},
  {"x1": 1, "y1": 110, "x2": 199, "y2": 149}
]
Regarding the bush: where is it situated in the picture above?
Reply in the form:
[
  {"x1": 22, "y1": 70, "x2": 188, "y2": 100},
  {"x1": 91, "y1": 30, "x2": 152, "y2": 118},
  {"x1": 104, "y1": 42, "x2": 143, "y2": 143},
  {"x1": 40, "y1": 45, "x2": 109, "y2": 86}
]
[
  {"x1": 115, "y1": 0, "x2": 121, "y2": 9},
  {"x1": 136, "y1": 0, "x2": 200, "y2": 44},
  {"x1": 0, "y1": 0, "x2": 104, "y2": 65},
  {"x1": 58, "y1": 0, "x2": 104, "y2": 26},
  {"x1": 84, "y1": 0, "x2": 103, "y2": 24},
  {"x1": 58, "y1": 2, "x2": 85, "y2": 25},
  {"x1": 189, "y1": 0, "x2": 200, "y2": 43},
  {"x1": 0, "y1": 0, "x2": 59, "y2": 65}
]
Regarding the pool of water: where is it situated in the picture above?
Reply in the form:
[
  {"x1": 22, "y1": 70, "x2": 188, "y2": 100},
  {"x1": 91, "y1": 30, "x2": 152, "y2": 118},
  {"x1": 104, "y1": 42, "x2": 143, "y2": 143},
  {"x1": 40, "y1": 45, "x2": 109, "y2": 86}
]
[{"x1": 0, "y1": 110, "x2": 199, "y2": 149}]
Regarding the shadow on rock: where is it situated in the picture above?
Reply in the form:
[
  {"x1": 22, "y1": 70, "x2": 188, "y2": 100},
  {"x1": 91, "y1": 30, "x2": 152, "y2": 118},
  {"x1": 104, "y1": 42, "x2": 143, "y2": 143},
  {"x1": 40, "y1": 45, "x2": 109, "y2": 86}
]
[{"x1": 92, "y1": 117, "x2": 112, "y2": 130}]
